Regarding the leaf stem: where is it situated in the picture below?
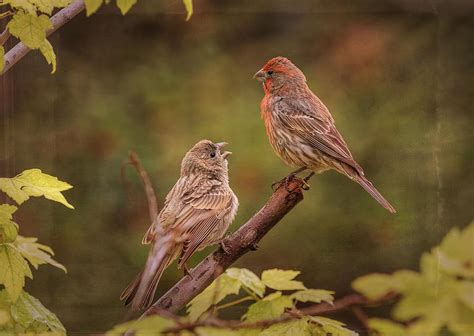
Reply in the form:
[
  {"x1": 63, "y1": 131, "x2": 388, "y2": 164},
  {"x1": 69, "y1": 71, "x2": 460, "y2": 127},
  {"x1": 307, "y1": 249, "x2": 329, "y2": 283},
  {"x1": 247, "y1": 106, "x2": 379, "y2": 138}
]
[
  {"x1": 242, "y1": 286, "x2": 260, "y2": 300},
  {"x1": 215, "y1": 296, "x2": 255, "y2": 311}
]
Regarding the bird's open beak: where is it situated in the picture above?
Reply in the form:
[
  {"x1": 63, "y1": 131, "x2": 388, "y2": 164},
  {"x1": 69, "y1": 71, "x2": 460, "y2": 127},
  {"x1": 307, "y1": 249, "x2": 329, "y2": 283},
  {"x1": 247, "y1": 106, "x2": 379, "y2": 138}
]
[
  {"x1": 253, "y1": 69, "x2": 267, "y2": 82},
  {"x1": 215, "y1": 142, "x2": 228, "y2": 149},
  {"x1": 215, "y1": 142, "x2": 232, "y2": 159}
]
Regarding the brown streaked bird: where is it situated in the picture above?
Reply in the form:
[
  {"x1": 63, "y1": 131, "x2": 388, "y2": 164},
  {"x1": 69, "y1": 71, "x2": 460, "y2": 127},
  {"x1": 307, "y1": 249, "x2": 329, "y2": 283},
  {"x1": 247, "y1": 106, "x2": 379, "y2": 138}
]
[
  {"x1": 120, "y1": 140, "x2": 239, "y2": 310},
  {"x1": 254, "y1": 57, "x2": 396, "y2": 213}
]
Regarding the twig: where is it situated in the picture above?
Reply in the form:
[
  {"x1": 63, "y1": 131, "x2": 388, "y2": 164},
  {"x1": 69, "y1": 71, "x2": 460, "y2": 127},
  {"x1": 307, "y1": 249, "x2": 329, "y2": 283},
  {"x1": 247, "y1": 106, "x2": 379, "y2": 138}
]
[
  {"x1": 0, "y1": 0, "x2": 85, "y2": 75},
  {"x1": 141, "y1": 177, "x2": 306, "y2": 318},
  {"x1": 351, "y1": 306, "x2": 370, "y2": 331},
  {"x1": 0, "y1": 28, "x2": 10, "y2": 46},
  {"x1": 127, "y1": 151, "x2": 158, "y2": 222},
  {"x1": 159, "y1": 293, "x2": 396, "y2": 333}
]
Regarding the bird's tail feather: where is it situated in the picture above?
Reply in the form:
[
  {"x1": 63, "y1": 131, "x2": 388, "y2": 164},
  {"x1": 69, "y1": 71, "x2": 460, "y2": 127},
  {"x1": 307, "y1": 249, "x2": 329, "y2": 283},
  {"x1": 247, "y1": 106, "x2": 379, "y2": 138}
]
[
  {"x1": 120, "y1": 240, "x2": 177, "y2": 310},
  {"x1": 353, "y1": 174, "x2": 396, "y2": 214}
]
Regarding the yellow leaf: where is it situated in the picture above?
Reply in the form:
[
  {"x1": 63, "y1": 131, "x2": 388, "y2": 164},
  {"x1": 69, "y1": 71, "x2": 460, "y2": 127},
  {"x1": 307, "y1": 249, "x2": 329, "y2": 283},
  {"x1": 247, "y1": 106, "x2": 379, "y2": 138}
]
[
  {"x1": 226, "y1": 268, "x2": 265, "y2": 297},
  {"x1": 84, "y1": 0, "x2": 103, "y2": 16},
  {"x1": 106, "y1": 316, "x2": 173, "y2": 336},
  {"x1": 15, "y1": 236, "x2": 67, "y2": 273},
  {"x1": 368, "y1": 318, "x2": 406, "y2": 335},
  {"x1": 182, "y1": 0, "x2": 193, "y2": 21},
  {"x1": 352, "y1": 273, "x2": 396, "y2": 300},
  {"x1": 186, "y1": 274, "x2": 241, "y2": 321},
  {"x1": 245, "y1": 295, "x2": 293, "y2": 322},
  {"x1": 7, "y1": 11, "x2": 52, "y2": 49},
  {"x1": 39, "y1": 39, "x2": 56, "y2": 73},
  {"x1": 3, "y1": 0, "x2": 37, "y2": 14},
  {"x1": 0, "y1": 169, "x2": 74, "y2": 209},
  {"x1": 30, "y1": 0, "x2": 74, "y2": 15},
  {"x1": 0, "y1": 245, "x2": 32, "y2": 301},
  {"x1": 0, "y1": 204, "x2": 19, "y2": 243},
  {"x1": 116, "y1": 0, "x2": 137, "y2": 15},
  {"x1": 261, "y1": 269, "x2": 306, "y2": 291},
  {"x1": 10, "y1": 291, "x2": 66, "y2": 334},
  {"x1": 291, "y1": 289, "x2": 334, "y2": 304}
]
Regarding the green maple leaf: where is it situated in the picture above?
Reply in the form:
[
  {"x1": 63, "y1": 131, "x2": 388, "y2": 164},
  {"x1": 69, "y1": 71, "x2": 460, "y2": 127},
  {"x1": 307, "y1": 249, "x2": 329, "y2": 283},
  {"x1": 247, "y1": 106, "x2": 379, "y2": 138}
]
[
  {"x1": 2, "y1": 0, "x2": 37, "y2": 14},
  {"x1": 260, "y1": 318, "x2": 313, "y2": 336},
  {"x1": 244, "y1": 292, "x2": 293, "y2": 322},
  {"x1": 226, "y1": 268, "x2": 265, "y2": 297},
  {"x1": 261, "y1": 269, "x2": 306, "y2": 291},
  {"x1": 107, "y1": 315, "x2": 173, "y2": 336},
  {"x1": 39, "y1": 39, "x2": 57, "y2": 73},
  {"x1": 14, "y1": 236, "x2": 66, "y2": 273},
  {"x1": 0, "y1": 169, "x2": 73, "y2": 209},
  {"x1": 291, "y1": 289, "x2": 334, "y2": 304},
  {"x1": 187, "y1": 274, "x2": 241, "y2": 321},
  {"x1": 30, "y1": 0, "x2": 73, "y2": 15},
  {"x1": 84, "y1": 0, "x2": 103, "y2": 16},
  {"x1": 7, "y1": 11, "x2": 52, "y2": 49},
  {"x1": 0, "y1": 204, "x2": 19, "y2": 243},
  {"x1": 182, "y1": 0, "x2": 193, "y2": 21},
  {"x1": 10, "y1": 290, "x2": 66, "y2": 335},
  {"x1": 0, "y1": 245, "x2": 32, "y2": 301},
  {"x1": 116, "y1": 0, "x2": 137, "y2": 15}
]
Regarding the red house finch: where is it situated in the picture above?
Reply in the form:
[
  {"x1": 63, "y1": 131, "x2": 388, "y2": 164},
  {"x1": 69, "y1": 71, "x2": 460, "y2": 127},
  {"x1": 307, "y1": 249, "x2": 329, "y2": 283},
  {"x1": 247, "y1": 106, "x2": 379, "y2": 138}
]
[
  {"x1": 254, "y1": 57, "x2": 395, "y2": 213},
  {"x1": 120, "y1": 140, "x2": 239, "y2": 310}
]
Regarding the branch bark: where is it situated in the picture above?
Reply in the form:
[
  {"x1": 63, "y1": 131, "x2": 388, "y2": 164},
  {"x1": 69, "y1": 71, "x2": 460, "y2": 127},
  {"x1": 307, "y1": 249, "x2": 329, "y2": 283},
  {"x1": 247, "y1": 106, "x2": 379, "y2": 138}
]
[
  {"x1": 0, "y1": 28, "x2": 10, "y2": 46},
  {"x1": 127, "y1": 151, "x2": 159, "y2": 222},
  {"x1": 0, "y1": 0, "x2": 85, "y2": 75},
  {"x1": 141, "y1": 178, "x2": 306, "y2": 318}
]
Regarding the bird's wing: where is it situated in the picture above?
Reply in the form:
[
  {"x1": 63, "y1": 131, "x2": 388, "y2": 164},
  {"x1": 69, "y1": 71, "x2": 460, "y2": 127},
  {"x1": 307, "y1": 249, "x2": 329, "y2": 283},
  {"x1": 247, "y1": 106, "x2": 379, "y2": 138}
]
[
  {"x1": 142, "y1": 176, "x2": 190, "y2": 244},
  {"x1": 158, "y1": 175, "x2": 234, "y2": 265},
  {"x1": 275, "y1": 95, "x2": 363, "y2": 174},
  {"x1": 177, "y1": 178, "x2": 234, "y2": 265}
]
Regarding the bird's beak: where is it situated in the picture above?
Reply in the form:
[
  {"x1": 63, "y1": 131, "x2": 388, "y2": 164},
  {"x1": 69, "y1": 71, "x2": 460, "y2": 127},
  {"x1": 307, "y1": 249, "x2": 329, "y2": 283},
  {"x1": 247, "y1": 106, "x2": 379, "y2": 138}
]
[
  {"x1": 215, "y1": 142, "x2": 228, "y2": 149},
  {"x1": 215, "y1": 142, "x2": 231, "y2": 159},
  {"x1": 253, "y1": 69, "x2": 267, "y2": 82}
]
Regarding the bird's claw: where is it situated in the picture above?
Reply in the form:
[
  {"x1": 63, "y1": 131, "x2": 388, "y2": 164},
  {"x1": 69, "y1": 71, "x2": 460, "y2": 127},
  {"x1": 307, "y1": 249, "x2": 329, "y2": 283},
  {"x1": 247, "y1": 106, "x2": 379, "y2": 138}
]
[
  {"x1": 301, "y1": 180, "x2": 310, "y2": 190},
  {"x1": 301, "y1": 172, "x2": 315, "y2": 190}
]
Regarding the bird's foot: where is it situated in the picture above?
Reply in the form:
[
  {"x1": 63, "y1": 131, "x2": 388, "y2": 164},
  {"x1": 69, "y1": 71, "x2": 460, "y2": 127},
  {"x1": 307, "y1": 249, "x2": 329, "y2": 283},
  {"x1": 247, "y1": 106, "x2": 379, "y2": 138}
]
[
  {"x1": 301, "y1": 172, "x2": 315, "y2": 190},
  {"x1": 272, "y1": 167, "x2": 308, "y2": 192}
]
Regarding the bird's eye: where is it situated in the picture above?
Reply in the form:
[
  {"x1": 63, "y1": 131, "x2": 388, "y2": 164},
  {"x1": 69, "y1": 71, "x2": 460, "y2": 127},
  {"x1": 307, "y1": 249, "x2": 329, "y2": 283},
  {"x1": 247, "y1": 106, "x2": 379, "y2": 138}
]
[
  {"x1": 210, "y1": 151, "x2": 216, "y2": 158},
  {"x1": 267, "y1": 70, "x2": 273, "y2": 75}
]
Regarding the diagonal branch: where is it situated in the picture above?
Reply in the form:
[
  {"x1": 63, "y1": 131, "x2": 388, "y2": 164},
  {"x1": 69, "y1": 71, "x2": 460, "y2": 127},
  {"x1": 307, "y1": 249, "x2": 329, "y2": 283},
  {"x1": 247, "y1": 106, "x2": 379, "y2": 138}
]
[
  {"x1": 140, "y1": 178, "x2": 306, "y2": 318},
  {"x1": 0, "y1": 0, "x2": 85, "y2": 75}
]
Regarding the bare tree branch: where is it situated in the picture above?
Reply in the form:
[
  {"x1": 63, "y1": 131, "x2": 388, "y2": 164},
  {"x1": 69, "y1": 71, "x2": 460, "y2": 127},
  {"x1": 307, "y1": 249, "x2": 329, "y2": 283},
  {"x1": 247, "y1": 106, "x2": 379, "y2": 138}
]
[
  {"x1": 127, "y1": 151, "x2": 159, "y2": 222},
  {"x1": 0, "y1": 28, "x2": 10, "y2": 46},
  {"x1": 141, "y1": 177, "x2": 306, "y2": 318},
  {"x1": 0, "y1": 0, "x2": 85, "y2": 75}
]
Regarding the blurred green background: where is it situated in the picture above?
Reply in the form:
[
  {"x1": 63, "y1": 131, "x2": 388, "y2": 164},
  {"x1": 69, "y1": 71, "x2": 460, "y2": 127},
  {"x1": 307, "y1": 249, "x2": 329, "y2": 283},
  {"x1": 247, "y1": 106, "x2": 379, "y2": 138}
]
[{"x1": 0, "y1": 0, "x2": 473, "y2": 333}]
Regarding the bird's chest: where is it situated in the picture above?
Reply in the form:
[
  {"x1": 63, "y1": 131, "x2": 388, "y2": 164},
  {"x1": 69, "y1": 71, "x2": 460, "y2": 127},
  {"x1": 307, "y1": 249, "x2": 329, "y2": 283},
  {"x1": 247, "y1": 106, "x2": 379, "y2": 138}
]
[{"x1": 261, "y1": 103, "x2": 295, "y2": 164}]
